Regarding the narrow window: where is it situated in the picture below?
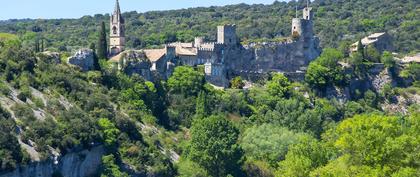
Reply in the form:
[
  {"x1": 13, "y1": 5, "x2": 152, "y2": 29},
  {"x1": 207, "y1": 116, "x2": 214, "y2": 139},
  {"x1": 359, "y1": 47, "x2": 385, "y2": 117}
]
[{"x1": 113, "y1": 26, "x2": 117, "y2": 34}]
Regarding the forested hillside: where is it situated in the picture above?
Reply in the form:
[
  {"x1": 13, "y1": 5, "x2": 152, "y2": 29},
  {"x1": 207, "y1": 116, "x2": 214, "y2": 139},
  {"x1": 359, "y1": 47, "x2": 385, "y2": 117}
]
[
  {"x1": 0, "y1": 0, "x2": 420, "y2": 177},
  {"x1": 0, "y1": 0, "x2": 418, "y2": 53}
]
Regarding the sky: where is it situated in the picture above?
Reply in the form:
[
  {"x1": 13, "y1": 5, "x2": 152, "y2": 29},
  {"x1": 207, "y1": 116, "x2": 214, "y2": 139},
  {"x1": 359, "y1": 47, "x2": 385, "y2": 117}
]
[{"x1": 0, "y1": 0, "x2": 282, "y2": 20}]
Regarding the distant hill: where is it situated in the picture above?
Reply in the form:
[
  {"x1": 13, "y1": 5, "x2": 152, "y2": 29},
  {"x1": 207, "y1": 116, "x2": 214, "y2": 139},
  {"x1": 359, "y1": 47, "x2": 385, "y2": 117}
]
[{"x1": 0, "y1": 0, "x2": 418, "y2": 53}]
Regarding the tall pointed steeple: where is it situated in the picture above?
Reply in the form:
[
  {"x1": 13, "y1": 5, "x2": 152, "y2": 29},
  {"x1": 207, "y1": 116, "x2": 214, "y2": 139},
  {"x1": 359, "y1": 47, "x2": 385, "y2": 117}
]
[
  {"x1": 109, "y1": 0, "x2": 125, "y2": 56},
  {"x1": 114, "y1": 0, "x2": 121, "y2": 15}
]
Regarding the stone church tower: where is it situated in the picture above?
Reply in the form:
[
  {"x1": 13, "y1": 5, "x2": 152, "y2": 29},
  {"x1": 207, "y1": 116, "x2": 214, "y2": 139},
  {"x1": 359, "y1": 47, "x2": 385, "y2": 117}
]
[{"x1": 109, "y1": 0, "x2": 125, "y2": 55}]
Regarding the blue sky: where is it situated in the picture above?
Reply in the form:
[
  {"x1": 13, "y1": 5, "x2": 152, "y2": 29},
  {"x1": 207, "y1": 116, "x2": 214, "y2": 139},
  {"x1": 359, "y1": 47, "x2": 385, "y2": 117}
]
[{"x1": 0, "y1": 0, "x2": 283, "y2": 20}]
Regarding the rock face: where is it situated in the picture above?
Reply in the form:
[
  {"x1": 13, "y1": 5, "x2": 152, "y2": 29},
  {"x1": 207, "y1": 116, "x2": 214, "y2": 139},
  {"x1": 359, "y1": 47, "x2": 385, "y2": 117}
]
[
  {"x1": 67, "y1": 49, "x2": 95, "y2": 71},
  {"x1": 0, "y1": 146, "x2": 105, "y2": 177},
  {"x1": 119, "y1": 50, "x2": 152, "y2": 80}
]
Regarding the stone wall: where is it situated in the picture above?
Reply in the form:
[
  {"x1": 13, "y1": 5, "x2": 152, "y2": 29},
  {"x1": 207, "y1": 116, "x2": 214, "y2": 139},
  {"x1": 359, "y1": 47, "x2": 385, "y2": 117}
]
[{"x1": 227, "y1": 38, "x2": 321, "y2": 73}]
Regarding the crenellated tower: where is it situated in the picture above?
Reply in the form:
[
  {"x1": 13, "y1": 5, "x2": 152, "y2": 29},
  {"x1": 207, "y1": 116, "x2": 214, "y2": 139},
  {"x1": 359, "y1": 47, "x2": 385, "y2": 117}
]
[
  {"x1": 291, "y1": 0, "x2": 314, "y2": 41},
  {"x1": 217, "y1": 24, "x2": 238, "y2": 46},
  {"x1": 109, "y1": 0, "x2": 125, "y2": 56}
]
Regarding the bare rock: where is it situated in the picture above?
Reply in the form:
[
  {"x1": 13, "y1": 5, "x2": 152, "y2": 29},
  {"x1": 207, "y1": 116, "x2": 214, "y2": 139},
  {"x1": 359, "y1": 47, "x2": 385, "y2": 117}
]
[{"x1": 67, "y1": 49, "x2": 95, "y2": 71}]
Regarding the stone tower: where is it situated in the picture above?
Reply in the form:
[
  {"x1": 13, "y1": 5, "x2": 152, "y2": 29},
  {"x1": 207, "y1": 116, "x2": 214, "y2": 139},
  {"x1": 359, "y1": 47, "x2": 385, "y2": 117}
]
[
  {"x1": 217, "y1": 24, "x2": 238, "y2": 46},
  {"x1": 109, "y1": 0, "x2": 125, "y2": 56},
  {"x1": 291, "y1": 0, "x2": 314, "y2": 40}
]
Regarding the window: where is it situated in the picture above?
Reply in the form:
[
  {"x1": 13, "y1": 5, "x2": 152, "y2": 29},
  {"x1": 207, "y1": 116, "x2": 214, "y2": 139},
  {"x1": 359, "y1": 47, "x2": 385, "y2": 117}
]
[{"x1": 113, "y1": 26, "x2": 117, "y2": 34}]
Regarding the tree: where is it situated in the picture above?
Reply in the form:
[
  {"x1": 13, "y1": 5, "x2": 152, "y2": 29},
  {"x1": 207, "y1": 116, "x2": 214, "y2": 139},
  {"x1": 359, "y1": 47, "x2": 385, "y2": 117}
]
[
  {"x1": 305, "y1": 48, "x2": 345, "y2": 91},
  {"x1": 276, "y1": 136, "x2": 332, "y2": 177},
  {"x1": 101, "y1": 154, "x2": 129, "y2": 177},
  {"x1": 98, "y1": 118, "x2": 120, "y2": 149},
  {"x1": 97, "y1": 21, "x2": 108, "y2": 59},
  {"x1": 167, "y1": 66, "x2": 205, "y2": 96},
  {"x1": 230, "y1": 76, "x2": 245, "y2": 89},
  {"x1": 90, "y1": 42, "x2": 101, "y2": 70},
  {"x1": 308, "y1": 114, "x2": 420, "y2": 177},
  {"x1": 187, "y1": 115, "x2": 243, "y2": 177},
  {"x1": 348, "y1": 52, "x2": 363, "y2": 68},
  {"x1": 381, "y1": 51, "x2": 396, "y2": 68},
  {"x1": 34, "y1": 37, "x2": 40, "y2": 53},
  {"x1": 241, "y1": 124, "x2": 307, "y2": 167},
  {"x1": 357, "y1": 39, "x2": 364, "y2": 57},
  {"x1": 194, "y1": 91, "x2": 208, "y2": 119},
  {"x1": 267, "y1": 73, "x2": 290, "y2": 98},
  {"x1": 365, "y1": 45, "x2": 381, "y2": 63}
]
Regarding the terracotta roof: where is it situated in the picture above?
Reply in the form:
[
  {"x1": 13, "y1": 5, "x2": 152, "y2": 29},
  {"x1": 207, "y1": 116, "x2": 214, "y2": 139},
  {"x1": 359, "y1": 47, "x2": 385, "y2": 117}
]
[
  {"x1": 144, "y1": 49, "x2": 166, "y2": 62},
  {"x1": 109, "y1": 51, "x2": 128, "y2": 63},
  {"x1": 176, "y1": 47, "x2": 197, "y2": 56},
  {"x1": 109, "y1": 49, "x2": 167, "y2": 63}
]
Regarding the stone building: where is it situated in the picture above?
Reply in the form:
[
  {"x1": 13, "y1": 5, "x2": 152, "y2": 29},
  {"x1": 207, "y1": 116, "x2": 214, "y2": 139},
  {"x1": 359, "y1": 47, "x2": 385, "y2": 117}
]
[
  {"x1": 350, "y1": 32, "x2": 394, "y2": 54},
  {"x1": 108, "y1": 0, "x2": 321, "y2": 87},
  {"x1": 109, "y1": 0, "x2": 125, "y2": 56}
]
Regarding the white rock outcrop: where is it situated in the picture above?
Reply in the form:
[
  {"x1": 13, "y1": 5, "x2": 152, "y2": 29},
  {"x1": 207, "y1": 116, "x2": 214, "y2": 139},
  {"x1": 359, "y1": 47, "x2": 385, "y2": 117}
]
[{"x1": 67, "y1": 49, "x2": 95, "y2": 71}]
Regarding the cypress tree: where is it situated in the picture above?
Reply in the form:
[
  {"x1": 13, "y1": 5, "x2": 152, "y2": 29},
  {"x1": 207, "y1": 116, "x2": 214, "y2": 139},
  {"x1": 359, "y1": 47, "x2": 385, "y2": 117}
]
[
  {"x1": 97, "y1": 21, "x2": 108, "y2": 59},
  {"x1": 41, "y1": 38, "x2": 44, "y2": 52},
  {"x1": 34, "y1": 37, "x2": 40, "y2": 53},
  {"x1": 90, "y1": 42, "x2": 101, "y2": 70},
  {"x1": 195, "y1": 91, "x2": 207, "y2": 119},
  {"x1": 357, "y1": 39, "x2": 364, "y2": 58}
]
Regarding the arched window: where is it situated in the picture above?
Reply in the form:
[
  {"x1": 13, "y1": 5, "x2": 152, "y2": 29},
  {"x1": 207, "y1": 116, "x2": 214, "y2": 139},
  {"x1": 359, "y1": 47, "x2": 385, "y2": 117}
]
[{"x1": 112, "y1": 26, "x2": 117, "y2": 34}]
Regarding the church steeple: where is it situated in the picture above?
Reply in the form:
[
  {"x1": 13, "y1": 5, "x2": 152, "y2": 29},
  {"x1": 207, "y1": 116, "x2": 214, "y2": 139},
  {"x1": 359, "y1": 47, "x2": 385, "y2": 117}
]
[
  {"x1": 109, "y1": 0, "x2": 125, "y2": 56},
  {"x1": 114, "y1": 0, "x2": 121, "y2": 15}
]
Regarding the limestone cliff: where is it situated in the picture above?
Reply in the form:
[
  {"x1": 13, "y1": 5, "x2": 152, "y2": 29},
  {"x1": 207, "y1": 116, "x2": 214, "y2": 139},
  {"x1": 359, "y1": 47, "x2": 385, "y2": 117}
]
[{"x1": 0, "y1": 146, "x2": 105, "y2": 177}]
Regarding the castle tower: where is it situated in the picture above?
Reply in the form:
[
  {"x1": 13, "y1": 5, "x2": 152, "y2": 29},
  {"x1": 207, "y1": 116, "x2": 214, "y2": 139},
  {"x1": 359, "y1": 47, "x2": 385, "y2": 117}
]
[
  {"x1": 217, "y1": 24, "x2": 238, "y2": 46},
  {"x1": 109, "y1": 0, "x2": 125, "y2": 56},
  {"x1": 291, "y1": 0, "x2": 314, "y2": 40}
]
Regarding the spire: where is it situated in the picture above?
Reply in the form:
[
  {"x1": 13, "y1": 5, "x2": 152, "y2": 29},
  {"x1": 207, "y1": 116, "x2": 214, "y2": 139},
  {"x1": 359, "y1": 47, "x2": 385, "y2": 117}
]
[
  {"x1": 114, "y1": 0, "x2": 121, "y2": 15},
  {"x1": 295, "y1": 6, "x2": 298, "y2": 18},
  {"x1": 307, "y1": 0, "x2": 310, "y2": 8}
]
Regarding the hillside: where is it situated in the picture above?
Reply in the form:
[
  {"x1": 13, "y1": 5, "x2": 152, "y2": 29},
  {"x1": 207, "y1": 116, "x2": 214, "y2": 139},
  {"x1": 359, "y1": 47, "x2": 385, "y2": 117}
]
[
  {"x1": 0, "y1": 0, "x2": 420, "y2": 177},
  {"x1": 0, "y1": 0, "x2": 418, "y2": 53}
]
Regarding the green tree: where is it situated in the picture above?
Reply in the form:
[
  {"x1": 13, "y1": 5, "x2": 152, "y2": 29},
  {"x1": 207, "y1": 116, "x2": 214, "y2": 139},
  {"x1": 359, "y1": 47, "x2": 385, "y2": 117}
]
[
  {"x1": 97, "y1": 21, "x2": 108, "y2": 59},
  {"x1": 167, "y1": 66, "x2": 205, "y2": 96},
  {"x1": 365, "y1": 45, "x2": 381, "y2": 63},
  {"x1": 381, "y1": 51, "x2": 396, "y2": 68},
  {"x1": 305, "y1": 48, "x2": 345, "y2": 91},
  {"x1": 194, "y1": 91, "x2": 208, "y2": 119},
  {"x1": 276, "y1": 136, "x2": 332, "y2": 177},
  {"x1": 101, "y1": 154, "x2": 129, "y2": 177},
  {"x1": 242, "y1": 124, "x2": 307, "y2": 167},
  {"x1": 267, "y1": 73, "x2": 291, "y2": 98},
  {"x1": 230, "y1": 76, "x2": 245, "y2": 89},
  {"x1": 187, "y1": 115, "x2": 243, "y2": 177},
  {"x1": 90, "y1": 42, "x2": 101, "y2": 70},
  {"x1": 357, "y1": 39, "x2": 364, "y2": 57},
  {"x1": 98, "y1": 118, "x2": 120, "y2": 149}
]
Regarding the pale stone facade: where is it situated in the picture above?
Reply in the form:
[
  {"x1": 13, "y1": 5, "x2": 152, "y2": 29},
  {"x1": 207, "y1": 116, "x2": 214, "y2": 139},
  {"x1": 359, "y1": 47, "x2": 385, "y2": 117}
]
[{"x1": 109, "y1": 0, "x2": 125, "y2": 56}]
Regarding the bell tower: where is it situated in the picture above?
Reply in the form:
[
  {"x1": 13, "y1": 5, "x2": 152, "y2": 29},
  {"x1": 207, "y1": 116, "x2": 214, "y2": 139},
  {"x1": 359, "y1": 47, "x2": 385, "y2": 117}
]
[{"x1": 109, "y1": 0, "x2": 125, "y2": 56}]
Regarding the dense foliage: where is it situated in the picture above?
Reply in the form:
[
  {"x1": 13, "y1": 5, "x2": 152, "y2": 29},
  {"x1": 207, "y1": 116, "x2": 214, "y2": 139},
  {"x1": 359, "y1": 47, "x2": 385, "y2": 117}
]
[
  {"x1": 0, "y1": 0, "x2": 418, "y2": 53},
  {"x1": 0, "y1": 1, "x2": 419, "y2": 176}
]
